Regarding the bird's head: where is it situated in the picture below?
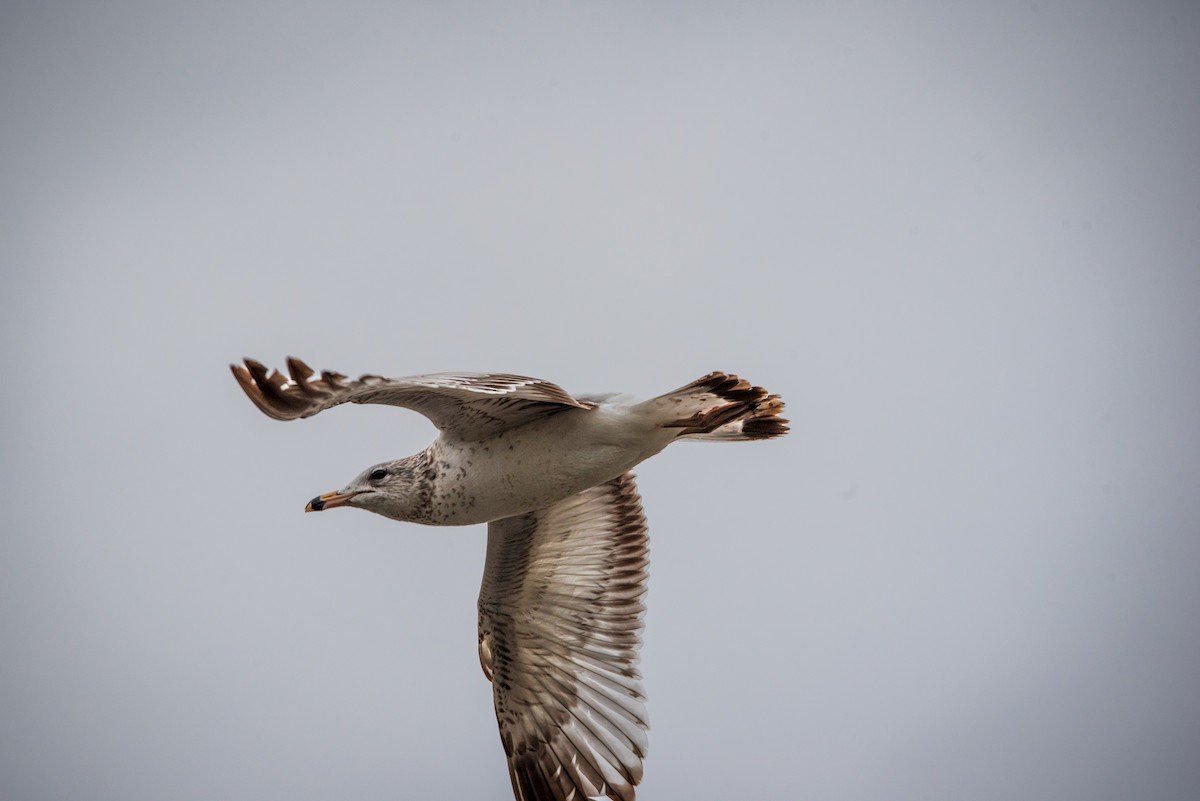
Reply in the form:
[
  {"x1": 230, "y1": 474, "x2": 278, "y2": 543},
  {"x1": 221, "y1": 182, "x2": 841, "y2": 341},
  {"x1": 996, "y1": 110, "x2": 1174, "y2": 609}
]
[{"x1": 305, "y1": 454, "x2": 428, "y2": 522}]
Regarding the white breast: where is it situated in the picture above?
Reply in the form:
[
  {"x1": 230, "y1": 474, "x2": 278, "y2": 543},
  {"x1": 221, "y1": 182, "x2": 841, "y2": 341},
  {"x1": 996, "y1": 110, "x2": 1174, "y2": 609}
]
[{"x1": 426, "y1": 402, "x2": 674, "y2": 525}]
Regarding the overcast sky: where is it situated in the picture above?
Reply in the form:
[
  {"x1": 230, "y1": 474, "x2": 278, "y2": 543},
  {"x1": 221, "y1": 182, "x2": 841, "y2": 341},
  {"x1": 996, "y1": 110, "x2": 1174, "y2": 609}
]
[{"x1": 2, "y1": 2, "x2": 1198, "y2": 800}]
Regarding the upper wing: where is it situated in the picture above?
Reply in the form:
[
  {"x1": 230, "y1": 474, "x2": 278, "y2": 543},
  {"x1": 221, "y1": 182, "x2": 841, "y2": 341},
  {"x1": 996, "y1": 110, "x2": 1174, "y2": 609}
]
[
  {"x1": 478, "y1": 472, "x2": 650, "y2": 801},
  {"x1": 230, "y1": 357, "x2": 591, "y2": 439}
]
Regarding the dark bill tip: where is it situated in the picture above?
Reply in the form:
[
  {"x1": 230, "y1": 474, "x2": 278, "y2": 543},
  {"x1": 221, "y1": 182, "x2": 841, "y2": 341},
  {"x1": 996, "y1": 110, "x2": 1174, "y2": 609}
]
[{"x1": 305, "y1": 490, "x2": 361, "y2": 512}]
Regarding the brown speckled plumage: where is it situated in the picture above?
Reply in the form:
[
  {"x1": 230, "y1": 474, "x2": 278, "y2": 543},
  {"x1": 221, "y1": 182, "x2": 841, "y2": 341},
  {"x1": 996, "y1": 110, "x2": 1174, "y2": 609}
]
[{"x1": 231, "y1": 356, "x2": 787, "y2": 800}]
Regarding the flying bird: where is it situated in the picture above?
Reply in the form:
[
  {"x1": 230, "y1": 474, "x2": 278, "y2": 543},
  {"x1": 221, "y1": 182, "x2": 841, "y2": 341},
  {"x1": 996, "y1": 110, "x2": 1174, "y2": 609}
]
[{"x1": 231, "y1": 357, "x2": 787, "y2": 801}]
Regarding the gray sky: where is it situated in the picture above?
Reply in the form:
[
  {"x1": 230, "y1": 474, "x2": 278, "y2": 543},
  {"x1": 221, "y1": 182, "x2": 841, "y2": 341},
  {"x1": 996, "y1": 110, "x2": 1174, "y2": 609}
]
[{"x1": 2, "y1": 2, "x2": 1198, "y2": 799}]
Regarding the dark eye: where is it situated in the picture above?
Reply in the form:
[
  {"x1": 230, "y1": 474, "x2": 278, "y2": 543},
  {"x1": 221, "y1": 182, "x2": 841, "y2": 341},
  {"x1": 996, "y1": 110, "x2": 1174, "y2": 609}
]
[{"x1": 369, "y1": 468, "x2": 387, "y2": 481}]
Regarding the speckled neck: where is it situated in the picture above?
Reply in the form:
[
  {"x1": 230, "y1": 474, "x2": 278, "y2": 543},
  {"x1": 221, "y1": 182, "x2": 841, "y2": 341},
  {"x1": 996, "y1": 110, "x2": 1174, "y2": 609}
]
[{"x1": 399, "y1": 446, "x2": 440, "y2": 524}]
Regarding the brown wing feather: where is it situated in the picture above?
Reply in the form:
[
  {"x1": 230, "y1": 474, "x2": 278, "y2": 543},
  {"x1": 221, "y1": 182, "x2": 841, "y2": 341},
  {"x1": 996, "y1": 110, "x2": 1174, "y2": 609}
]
[
  {"x1": 478, "y1": 473, "x2": 650, "y2": 801},
  {"x1": 230, "y1": 357, "x2": 591, "y2": 439}
]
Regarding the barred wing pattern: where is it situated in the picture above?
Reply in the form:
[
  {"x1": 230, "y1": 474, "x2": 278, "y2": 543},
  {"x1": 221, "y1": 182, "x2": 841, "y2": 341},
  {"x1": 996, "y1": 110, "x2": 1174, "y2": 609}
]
[
  {"x1": 478, "y1": 473, "x2": 650, "y2": 801},
  {"x1": 230, "y1": 357, "x2": 591, "y2": 439}
]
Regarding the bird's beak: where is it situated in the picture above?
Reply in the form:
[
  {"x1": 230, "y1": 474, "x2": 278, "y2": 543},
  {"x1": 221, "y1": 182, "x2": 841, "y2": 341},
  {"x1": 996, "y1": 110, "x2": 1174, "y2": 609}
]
[{"x1": 305, "y1": 491, "x2": 363, "y2": 512}]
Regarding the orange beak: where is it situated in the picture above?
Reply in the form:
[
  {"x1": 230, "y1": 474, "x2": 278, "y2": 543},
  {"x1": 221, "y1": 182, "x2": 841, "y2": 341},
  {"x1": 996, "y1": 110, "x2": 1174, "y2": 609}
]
[{"x1": 305, "y1": 491, "x2": 363, "y2": 512}]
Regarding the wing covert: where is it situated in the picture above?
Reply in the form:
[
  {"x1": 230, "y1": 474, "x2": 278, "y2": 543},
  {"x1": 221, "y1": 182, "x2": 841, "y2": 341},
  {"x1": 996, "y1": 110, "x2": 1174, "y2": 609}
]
[{"x1": 231, "y1": 356, "x2": 591, "y2": 439}]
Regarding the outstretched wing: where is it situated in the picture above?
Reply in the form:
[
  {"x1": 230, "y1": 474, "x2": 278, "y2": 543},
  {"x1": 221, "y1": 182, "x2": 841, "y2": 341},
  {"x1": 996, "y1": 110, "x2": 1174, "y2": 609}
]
[
  {"x1": 478, "y1": 473, "x2": 650, "y2": 801},
  {"x1": 231, "y1": 357, "x2": 591, "y2": 439}
]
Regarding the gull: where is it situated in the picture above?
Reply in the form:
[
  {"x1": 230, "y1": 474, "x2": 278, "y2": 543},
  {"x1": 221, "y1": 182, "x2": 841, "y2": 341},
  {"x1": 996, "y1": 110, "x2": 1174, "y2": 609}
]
[{"x1": 231, "y1": 357, "x2": 787, "y2": 801}]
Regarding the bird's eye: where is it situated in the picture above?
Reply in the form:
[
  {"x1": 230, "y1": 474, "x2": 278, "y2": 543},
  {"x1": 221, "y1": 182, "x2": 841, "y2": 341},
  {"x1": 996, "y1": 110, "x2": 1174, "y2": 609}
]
[{"x1": 369, "y1": 468, "x2": 387, "y2": 481}]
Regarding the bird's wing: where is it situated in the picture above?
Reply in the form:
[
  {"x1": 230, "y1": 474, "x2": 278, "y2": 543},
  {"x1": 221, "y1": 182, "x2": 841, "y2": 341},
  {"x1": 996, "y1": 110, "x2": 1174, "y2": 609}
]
[
  {"x1": 231, "y1": 357, "x2": 591, "y2": 439},
  {"x1": 478, "y1": 472, "x2": 650, "y2": 801}
]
